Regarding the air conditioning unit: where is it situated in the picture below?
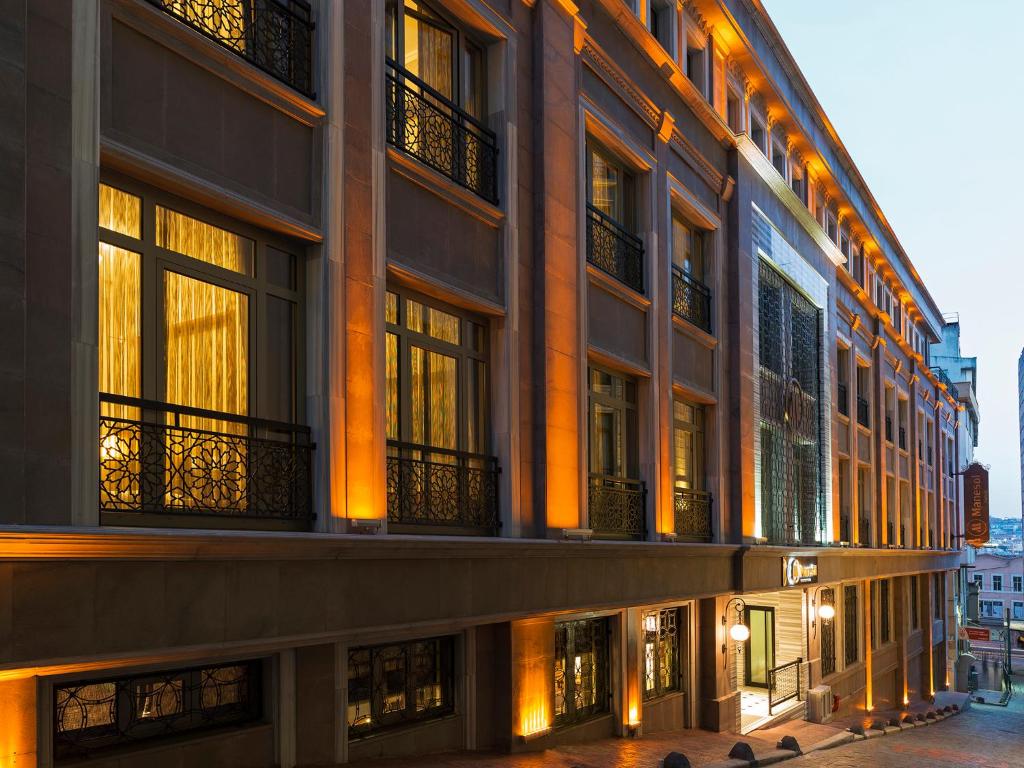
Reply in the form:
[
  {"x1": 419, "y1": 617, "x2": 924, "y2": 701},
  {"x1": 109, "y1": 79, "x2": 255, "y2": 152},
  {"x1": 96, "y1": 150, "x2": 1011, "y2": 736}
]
[{"x1": 806, "y1": 685, "x2": 833, "y2": 724}]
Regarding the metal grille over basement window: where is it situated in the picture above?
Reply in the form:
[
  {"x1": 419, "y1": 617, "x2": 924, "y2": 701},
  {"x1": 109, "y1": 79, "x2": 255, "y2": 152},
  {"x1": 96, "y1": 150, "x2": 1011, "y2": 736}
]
[
  {"x1": 820, "y1": 588, "x2": 836, "y2": 676},
  {"x1": 554, "y1": 618, "x2": 609, "y2": 727},
  {"x1": 758, "y1": 261, "x2": 825, "y2": 545},
  {"x1": 844, "y1": 585, "x2": 859, "y2": 666}
]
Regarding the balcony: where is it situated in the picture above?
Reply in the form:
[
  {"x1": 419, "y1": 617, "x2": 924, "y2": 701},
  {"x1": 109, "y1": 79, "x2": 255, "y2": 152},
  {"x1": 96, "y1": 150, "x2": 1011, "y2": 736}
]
[
  {"x1": 586, "y1": 204, "x2": 644, "y2": 294},
  {"x1": 674, "y1": 488, "x2": 712, "y2": 541},
  {"x1": 671, "y1": 265, "x2": 711, "y2": 332},
  {"x1": 856, "y1": 396, "x2": 870, "y2": 428},
  {"x1": 147, "y1": 0, "x2": 314, "y2": 96},
  {"x1": 99, "y1": 394, "x2": 313, "y2": 526},
  {"x1": 929, "y1": 366, "x2": 959, "y2": 399},
  {"x1": 385, "y1": 60, "x2": 499, "y2": 204},
  {"x1": 386, "y1": 441, "x2": 500, "y2": 535},
  {"x1": 588, "y1": 474, "x2": 646, "y2": 540},
  {"x1": 836, "y1": 381, "x2": 849, "y2": 417}
]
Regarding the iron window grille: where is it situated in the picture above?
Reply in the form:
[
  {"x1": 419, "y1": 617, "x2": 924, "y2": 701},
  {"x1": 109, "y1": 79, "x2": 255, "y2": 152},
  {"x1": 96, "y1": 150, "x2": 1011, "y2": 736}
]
[
  {"x1": 836, "y1": 381, "x2": 849, "y2": 417},
  {"x1": 671, "y1": 265, "x2": 711, "y2": 332},
  {"x1": 385, "y1": 60, "x2": 498, "y2": 204},
  {"x1": 99, "y1": 395, "x2": 313, "y2": 522},
  {"x1": 843, "y1": 585, "x2": 858, "y2": 667},
  {"x1": 674, "y1": 488, "x2": 712, "y2": 541},
  {"x1": 642, "y1": 608, "x2": 680, "y2": 701},
  {"x1": 554, "y1": 618, "x2": 610, "y2": 727},
  {"x1": 586, "y1": 204, "x2": 644, "y2": 293},
  {"x1": 758, "y1": 261, "x2": 825, "y2": 546},
  {"x1": 147, "y1": 0, "x2": 314, "y2": 97},
  {"x1": 54, "y1": 660, "x2": 262, "y2": 760},
  {"x1": 346, "y1": 636, "x2": 455, "y2": 739},
  {"x1": 856, "y1": 396, "x2": 870, "y2": 428},
  {"x1": 820, "y1": 588, "x2": 836, "y2": 676},
  {"x1": 898, "y1": 426, "x2": 907, "y2": 451},
  {"x1": 885, "y1": 415, "x2": 893, "y2": 443}
]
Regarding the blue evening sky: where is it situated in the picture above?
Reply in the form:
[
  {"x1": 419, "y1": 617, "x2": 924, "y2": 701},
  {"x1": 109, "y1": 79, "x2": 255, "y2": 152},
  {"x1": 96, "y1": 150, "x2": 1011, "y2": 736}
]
[{"x1": 762, "y1": 0, "x2": 1021, "y2": 518}]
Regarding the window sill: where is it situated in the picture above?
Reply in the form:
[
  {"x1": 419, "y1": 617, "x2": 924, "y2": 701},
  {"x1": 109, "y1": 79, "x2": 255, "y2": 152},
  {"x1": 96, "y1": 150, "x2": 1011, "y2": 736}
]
[{"x1": 387, "y1": 146, "x2": 504, "y2": 228}]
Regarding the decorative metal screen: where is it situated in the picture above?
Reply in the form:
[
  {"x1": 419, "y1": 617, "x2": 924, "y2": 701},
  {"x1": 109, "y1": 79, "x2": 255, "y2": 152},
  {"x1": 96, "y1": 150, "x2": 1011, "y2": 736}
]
[
  {"x1": 586, "y1": 204, "x2": 644, "y2": 293},
  {"x1": 672, "y1": 265, "x2": 711, "y2": 332},
  {"x1": 54, "y1": 661, "x2": 261, "y2": 759},
  {"x1": 844, "y1": 585, "x2": 859, "y2": 666},
  {"x1": 554, "y1": 618, "x2": 609, "y2": 727},
  {"x1": 758, "y1": 261, "x2": 824, "y2": 545},
  {"x1": 346, "y1": 636, "x2": 455, "y2": 739},
  {"x1": 674, "y1": 489, "x2": 712, "y2": 540},
  {"x1": 820, "y1": 588, "x2": 836, "y2": 676},
  {"x1": 642, "y1": 608, "x2": 680, "y2": 700}
]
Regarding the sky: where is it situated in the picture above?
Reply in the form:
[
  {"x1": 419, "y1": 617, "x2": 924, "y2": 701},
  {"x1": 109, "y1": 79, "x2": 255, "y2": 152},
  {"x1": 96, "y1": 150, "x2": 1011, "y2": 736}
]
[{"x1": 761, "y1": 0, "x2": 1022, "y2": 519}]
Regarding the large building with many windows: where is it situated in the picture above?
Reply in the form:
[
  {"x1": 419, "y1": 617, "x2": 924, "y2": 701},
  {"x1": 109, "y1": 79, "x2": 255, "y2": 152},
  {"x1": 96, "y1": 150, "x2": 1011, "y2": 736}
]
[{"x1": 0, "y1": 0, "x2": 967, "y2": 765}]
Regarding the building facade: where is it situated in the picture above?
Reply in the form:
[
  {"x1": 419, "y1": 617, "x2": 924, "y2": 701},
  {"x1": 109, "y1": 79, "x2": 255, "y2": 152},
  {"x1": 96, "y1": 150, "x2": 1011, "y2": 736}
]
[{"x1": 0, "y1": 0, "x2": 964, "y2": 766}]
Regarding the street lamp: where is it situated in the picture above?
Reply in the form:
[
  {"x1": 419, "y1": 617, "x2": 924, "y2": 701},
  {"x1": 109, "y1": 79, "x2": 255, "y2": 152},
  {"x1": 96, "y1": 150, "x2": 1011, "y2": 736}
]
[{"x1": 722, "y1": 597, "x2": 748, "y2": 652}]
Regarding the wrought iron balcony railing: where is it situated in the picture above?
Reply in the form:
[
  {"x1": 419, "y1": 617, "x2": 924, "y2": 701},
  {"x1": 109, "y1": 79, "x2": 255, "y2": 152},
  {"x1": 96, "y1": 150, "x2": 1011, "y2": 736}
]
[
  {"x1": 929, "y1": 366, "x2": 959, "y2": 399},
  {"x1": 99, "y1": 394, "x2": 313, "y2": 523},
  {"x1": 673, "y1": 488, "x2": 712, "y2": 541},
  {"x1": 671, "y1": 265, "x2": 711, "y2": 332},
  {"x1": 856, "y1": 396, "x2": 870, "y2": 428},
  {"x1": 586, "y1": 204, "x2": 644, "y2": 293},
  {"x1": 768, "y1": 657, "x2": 803, "y2": 714},
  {"x1": 386, "y1": 440, "x2": 499, "y2": 533},
  {"x1": 588, "y1": 474, "x2": 646, "y2": 540},
  {"x1": 385, "y1": 60, "x2": 499, "y2": 204},
  {"x1": 147, "y1": 0, "x2": 314, "y2": 96},
  {"x1": 836, "y1": 381, "x2": 849, "y2": 417}
]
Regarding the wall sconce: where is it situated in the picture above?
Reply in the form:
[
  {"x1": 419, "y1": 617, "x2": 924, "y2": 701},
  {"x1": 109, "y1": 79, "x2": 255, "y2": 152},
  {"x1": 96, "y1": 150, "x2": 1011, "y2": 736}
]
[
  {"x1": 721, "y1": 597, "x2": 748, "y2": 653},
  {"x1": 810, "y1": 586, "x2": 835, "y2": 638}
]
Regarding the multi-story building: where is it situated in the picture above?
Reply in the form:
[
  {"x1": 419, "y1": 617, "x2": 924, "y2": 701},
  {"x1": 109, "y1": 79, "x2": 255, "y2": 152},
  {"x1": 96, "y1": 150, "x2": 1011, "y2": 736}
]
[
  {"x1": 0, "y1": 0, "x2": 964, "y2": 765},
  {"x1": 1019, "y1": 348, "x2": 1024, "y2": 519},
  {"x1": 972, "y1": 553, "x2": 1024, "y2": 630}
]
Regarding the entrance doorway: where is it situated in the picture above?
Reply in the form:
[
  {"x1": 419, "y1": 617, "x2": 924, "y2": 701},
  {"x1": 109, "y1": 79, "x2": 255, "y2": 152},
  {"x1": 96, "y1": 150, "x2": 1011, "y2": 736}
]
[{"x1": 744, "y1": 606, "x2": 775, "y2": 688}]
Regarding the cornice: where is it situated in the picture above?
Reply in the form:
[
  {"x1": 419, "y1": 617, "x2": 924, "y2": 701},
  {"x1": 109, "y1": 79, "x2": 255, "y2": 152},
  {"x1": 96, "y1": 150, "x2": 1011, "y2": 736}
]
[{"x1": 580, "y1": 37, "x2": 660, "y2": 128}]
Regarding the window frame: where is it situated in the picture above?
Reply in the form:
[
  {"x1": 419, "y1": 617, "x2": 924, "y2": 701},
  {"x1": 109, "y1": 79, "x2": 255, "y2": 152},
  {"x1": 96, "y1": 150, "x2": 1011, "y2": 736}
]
[
  {"x1": 97, "y1": 174, "x2": 305, "y2": 425},
  {"x1": 642, "y1": 607, "x2": 682, "y2": 701},
  {"x1": 587, "y1": 366, "x2": 639, "y2": 481},
  {"x1": 554, "y1": 617, "x2": 611, "y2": 727}
]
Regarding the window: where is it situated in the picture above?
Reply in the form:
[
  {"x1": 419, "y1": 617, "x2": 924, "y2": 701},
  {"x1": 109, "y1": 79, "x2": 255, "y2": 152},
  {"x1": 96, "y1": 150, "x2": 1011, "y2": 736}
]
[
  {"x1": 586, "y1": 141, "x2": 643, "y2": 292},
  {"x1": 836, "y1": 346, "x2": 850, "y2": 418},
  {"x1": 685, "y1": 34, "x2": 707, "y2": 96},
  {"x1": 554, "y1": 618, "x2": 609, "y2": 726},
  {"x1": 649, "y1": 0, "x2": 675, "y2": 55},
  {"x1": 726, "y1": 87, "x2": 742, "y2": 132},
  {"x1": 54, "y1": 660, "x2": 262, "y2": 759},
  {"x1": 993, "y1": 575, "x2": 1003, "y2": 591},
  {"x1": 973, "y1": 574, "x2": 984, "y2": 590},
  {"x1": 820, "y1": 587, "x2": 836, "y2": 676},
  {"x1": 671, "y1": 215, "x2": 705, "y2": 281},
  {"x1": 771, "y1": 138, "x2": 787, "y2": 178},
  {"x1": 97, "y1": 181, "x2": 305, "y2": 519},
  {"x1": 750, "y1": 112, "x2": 768, "y2": 154},
  {"x1": 589, "y1": 368, "x2": 643, "y2": 538},
  {"x1": 839, "y1": 228, "x2": 850, "y2": 270},
  {"x1": 758, "y1": 261, "x2": 824, "y2": 545},
  {"x1": 856, "y1": 363, "x2": 870, "y2": 429},
  {"x1": 880, "y1": 579, "x2": 891, "y2": 644},
  {"x1": 1014, "y1": 602, "x2": 1024, "y2": 620},
  {"x1": 981, "y1": 600, "x2": 1004, "y2": 619},
  {"x1": 673, "y1": 400, "x2": 705, "y2": 491},
  {"x1": 671, "y1": 214, "x2": 711, "y2": 330},
  {"x1": 911, "y1": 575, "x2": 920, "y2": 629},
  {"x1": 870, "y1": 581, "x2": 880, "y2": 649},
  {"x1": 884, "y1": 387, "x2": 895, "y2": 444},
  {"x1": 897, "y1": 398, "x2": 908, "y2": 451},
  {"x1": 825, "y1": 210, "x2": 838, "y2": 243},
  {"x1": 790, "y1": 161, "x2": 806, "y2": 203},
  {"x1": 643, "y1": 608, "x2": 680, "y2": 700},
  {"x1": 587, "y1": 142, "x2": 634, "y2": 230},
  {"x1": 844, "y1": 585, "x2": 859, "y2": 666},
  {"x1": 837, "y1": 459, "x2": 850, "y2": 541},
  {"x1": 1014, "y1": 576, "x2": 1022, "y2": 592},
  {"x1": 851, "y1": 242, "x2": 863, "y2": 286},
  {"x1": 347, "y1": 636, "x2": 455, "y2": 738}
]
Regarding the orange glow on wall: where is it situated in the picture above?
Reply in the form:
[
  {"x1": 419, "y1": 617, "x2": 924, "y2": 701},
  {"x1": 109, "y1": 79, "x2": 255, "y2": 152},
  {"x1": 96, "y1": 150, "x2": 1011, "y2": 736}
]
[
  {"x1": 0, "y1": 677, "x2": 36, "y2": 767},
  {"x1": 512, "y1": 619, "x2": 554, "y2": 739}
]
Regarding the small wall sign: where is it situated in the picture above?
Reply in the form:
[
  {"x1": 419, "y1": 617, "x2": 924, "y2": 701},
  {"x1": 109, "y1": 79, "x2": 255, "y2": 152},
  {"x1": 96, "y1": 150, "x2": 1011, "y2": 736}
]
[{"x1": 782, "y1": 556, "x2": 818, "y2": 587}]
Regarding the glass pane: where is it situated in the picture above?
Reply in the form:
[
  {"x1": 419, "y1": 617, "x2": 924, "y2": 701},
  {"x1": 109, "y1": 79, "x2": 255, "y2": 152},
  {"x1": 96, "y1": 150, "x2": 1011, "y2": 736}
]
[
  {"x1": 428, "y1": 306, "x2": 460, "y2": 344},
  {"x1": 428, "y1": 351, "x2": 457, "y2": 450},
  {"x1": 265, "y1": 245, "x2": 296, "y2": 290},
  {"x1": 592, "y1": 403, "x2": 620, "y2": 476},
  {"x1": 164, "y1": 272, "x2": 249, "y2": 422},
  {"x1": 379, "y1": 646, "x2": 407, "y2": 715},
  {"x1": 590, "y1": 147, "x2": 621, "y2": 221},
  {"x1": 467, "y1": 359, "x2": 487, "y2": 454},
  {"x1": 98, "y1": 243, "x2": 141, "y2": 418},
  {"x1": 406, "y1": 298, "x2": 424, "y2": 333},
  {"x1": 386, "y1": 332, "x2": 399, "y2": 440},
  {"x1": 99, "y1": 184, "x2": 141, "y2": 239},
  {"x1": 386, "y1": 291, "x2": 399, "y2": 325},
  {"x1": 347, "y1": 649, "x2": 372, "y2": 729},
  {"x1": 265, "y1": 296, "x2": 295, "y2": 422},
  {"x1": 403, "y1": 7, "x2": 453, "y2": 98},
  {"x1": 155, "y1": 206, "x2": 254, "y2": 276}
]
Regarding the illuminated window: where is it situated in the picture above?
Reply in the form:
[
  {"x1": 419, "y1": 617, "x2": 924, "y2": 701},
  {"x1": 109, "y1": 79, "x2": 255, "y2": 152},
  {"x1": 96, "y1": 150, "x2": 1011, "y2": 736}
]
[
  {"x1": 586, "y1": 141, "x2": 636, "y2": 231},
  {"x1": 588, "y1": 367, "x2": 638, "y2": 481},
  {"x1": 53, "y1": 661, "x2": 261, "y2": 760},
  {"x1": 673, "y1": 401, "x2": 704, "y2": 491},
  {"x1": 347, "y1": 636, "x2": 455, "y2": 739},
  {"x1": 554, "y1": 618, "x2": 609, "y2": 727},
  {"x1": 642, "y1": 608, "x2": 681, "y2": 701}
]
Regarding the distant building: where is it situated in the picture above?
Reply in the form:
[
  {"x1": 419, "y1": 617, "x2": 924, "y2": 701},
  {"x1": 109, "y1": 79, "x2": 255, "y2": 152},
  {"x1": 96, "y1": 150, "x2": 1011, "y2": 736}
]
[
  {"x1": 972, "y1": 553, "x2": 1024, "y2": 624},
  {"x1": 1019, "y1": 348, "x2": 1024, "y2": 518}
]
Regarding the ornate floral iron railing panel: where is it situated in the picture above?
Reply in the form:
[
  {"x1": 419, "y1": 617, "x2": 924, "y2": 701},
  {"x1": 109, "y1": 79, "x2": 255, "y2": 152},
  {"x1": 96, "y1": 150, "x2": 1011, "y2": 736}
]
[
  {"x1": 54, "y1": 660, "x2": 261, "y2": 759},
  {"x1": 671, "y1": 265, "x2": 711, "y2": 332},
  {"x1": 588, "y1": 474, "x2": 646, "y2": 540},
  {"x1": 386, "y1": 440, "x2": 500, "y2": 533},
  {"x1": 99, "y1": 394, "x2": 313, "y2": 523},
  {"x1": 386, "y1": 60, "x2": 498, "y2": 204},
  {"x1": 586, "y1": 204, "x2": 644, "y2": 294},
  {"x1": 836, "y1": 381, "x2": 849, "y2": 417},
  {"x1": 767, "y1": 657, "x2": 802, "y2": 714},
  {"x1": 147, "y1": 0, "x2": 314, "y2": 96},
  {"x1": 674, "y1": 488, "x2": 712, "y2": 541}
]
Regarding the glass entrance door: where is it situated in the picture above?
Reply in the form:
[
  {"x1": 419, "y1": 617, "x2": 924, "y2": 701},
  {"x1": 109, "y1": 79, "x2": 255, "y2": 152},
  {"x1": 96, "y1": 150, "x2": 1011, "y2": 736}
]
[{"x1": 744, "y1": 606, "x2": 775, "y2": 688}]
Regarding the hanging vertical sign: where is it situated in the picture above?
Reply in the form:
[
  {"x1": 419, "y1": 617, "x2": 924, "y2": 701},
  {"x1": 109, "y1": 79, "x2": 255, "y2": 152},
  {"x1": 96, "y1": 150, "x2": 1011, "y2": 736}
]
[{"x1": 964, "y1": 463, "x2": 990, "y2": 547}]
